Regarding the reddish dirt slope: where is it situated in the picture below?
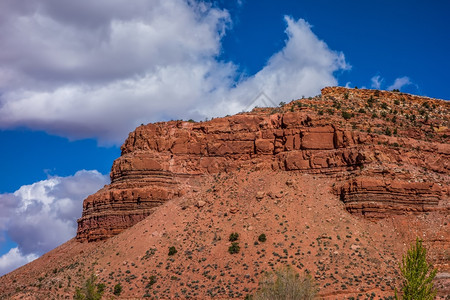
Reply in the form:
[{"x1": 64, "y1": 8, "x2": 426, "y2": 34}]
[{"x1": 0, "y1": 87, "x2": 448, "y2": 299}]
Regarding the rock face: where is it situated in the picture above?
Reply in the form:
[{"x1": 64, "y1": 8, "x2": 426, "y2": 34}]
[
  {"x1": 76, "y1": 87, "x2": 450, "y2": 241},
  {"x1": 337, "y1": 178, "x2": 446, "y2": 218}
]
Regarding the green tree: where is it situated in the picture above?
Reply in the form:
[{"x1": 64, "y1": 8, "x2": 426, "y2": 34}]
[
  {"x1": 74, "y1": 274, "x2": 104, "y2": 300},
  {"x1": 253, "y1": 265, "x2": 317, "y2": 300},
  {"x1": 395, "y1": 238, "x2": 437, "y2": 300}
]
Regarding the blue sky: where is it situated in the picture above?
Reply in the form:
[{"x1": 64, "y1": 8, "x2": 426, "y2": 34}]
[{"x1": 0, "y1": 0, "x2": 448, "y2": 275}]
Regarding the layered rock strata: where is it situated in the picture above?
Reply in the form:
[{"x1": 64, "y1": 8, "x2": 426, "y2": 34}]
[
  {"x1": 337, "y1": 178, "x2": 447, "y2": 218},
  {"x1": 77, "y1": 87, "x2": 449, "y2": 241}
]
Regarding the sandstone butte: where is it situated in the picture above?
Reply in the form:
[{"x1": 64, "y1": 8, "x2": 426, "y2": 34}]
[{"x1": 0, "y1": 86, "x2": 449, "y2": 299}]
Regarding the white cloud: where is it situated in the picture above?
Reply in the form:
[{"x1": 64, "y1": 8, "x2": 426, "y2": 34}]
[
  {"x1": 0, "y1": 247, "x2": 38, "y2": 276},
  {"x1": 204, "y1": 17, "x2": 349, "y2": 116},
  {"x1": 370, "y1": 75, "x2": 383, "y2": 89},
  {"x1": 388, "y1": 76, "x2": 412, "y2": 91},
  {"x1": 0, "y1": 170, "x2": 108, "y2": 276},
  {"x1": 0, "y1": 0, "x2": 348, "y2": 144}
]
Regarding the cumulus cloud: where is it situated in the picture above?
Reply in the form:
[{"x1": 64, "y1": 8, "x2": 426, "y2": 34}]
[
  {"x1": 0, "y1": 0, "x2": 348, "y2": 144},
  {"x1": 388, "y1": 76, "x2": 412, "y2": 91},
  {"x1": 0, "y1": 170, "x2": 108, "y2": 276},
  {"x1": 0, "y1": 247, "x2": 38, "y2": 276},
  {"x1": 370, "y1": 75, "x2": 383, "y2": 89},
  {"x1": 200, "y1": 17, "x2": 349, "y2": 116}
]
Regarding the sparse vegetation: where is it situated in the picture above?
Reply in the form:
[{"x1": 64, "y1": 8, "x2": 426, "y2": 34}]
[
  {"x1": 252, "y1": 265, "x2": 317, "y2": 300},
  {"x1": 229, "y1": 232, "x2": 239, "y2": 242},
  {"x1": 74, "y1": 274, "x2": 104, "y2": 300},
  {"x1": 228, "y1": 242, "x2": 240, "y2": 254},
  {"x1": 385, "y1": 127, "x2": 392, "y2": 136},
  {"x1": 168, "y1": 246, "x2": 177, "y2": 256},
  {"x1": 113, "y1": 283, "x2": 123, "y2": 296},
  {"x1": 146, "y1": 275, "x2": 157, "y2": 288},
  {"x1": 341, "y1": 111, "x2": 352, "y2": 120},
  {"x1": 258, "y1": 234, "x2": 267, "y2": 243}
]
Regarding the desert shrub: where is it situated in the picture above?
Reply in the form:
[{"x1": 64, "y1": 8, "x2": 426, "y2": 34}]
[
  {"x1": 228, "y1": 242, "x2": 240, "y2": 254},
  {"x1": 341, "y1": 111, "x2": 352, "y2": 120},
  {"x1": 146, "y1": 275, "x2": 157, "y2": 289},
  {"x1": 253, "y1": 265, "x2": 317, "y2": 300},
  {"x1": 74, "y1": 274, "x2": 104, "y2": 300},
  {"x1": 332, "y1": 101, "x2": 341, "y2": 109},
  {"x1": 113, "y1": 283, "x2": 122, "y2": 296},
  {"x1": 229, "y1": 232, "x2": 239, "y2": 242},
  {"x1": 258, "y1": 234, "x2": 267, "y2": 243},
  {"x1": 168, "y1": 246, "x2": 177, "y2": 256},
  {"x1": 422, "y1": 102, "x2": 430, "y2": 109},
  {"x1": 395, "y1": 238, "x2": 437, "y2": 300},
  {"x1": 385, "y1": 127, "x2": 392, "y2": 136}
]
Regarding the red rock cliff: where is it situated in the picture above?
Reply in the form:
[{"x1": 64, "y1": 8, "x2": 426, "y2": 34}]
[{"x1": 76, "y1": 87, "x2": 449, "y2": 241}]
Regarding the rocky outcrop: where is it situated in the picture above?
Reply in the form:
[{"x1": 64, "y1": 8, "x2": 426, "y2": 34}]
[
  {"x1": 76, "y1": 87, "x2": 450, "y2": 241},
  {"x1": 336, "y1": 178, "x2": 448, "y2": 218}
]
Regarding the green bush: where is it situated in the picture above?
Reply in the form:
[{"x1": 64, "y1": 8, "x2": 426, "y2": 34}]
[
  {"x1": 253, "y1": 265, "x2": 317, "y2": 300},
  {"x1": 341, "y1": 111, "x2": 352, "y2": 120},
  {"x1": 228, "y1": 242, "x2": 240, "y2": 254},
  {"x1": 168, "y1": 246, "x2": 177, "y2": 256},
  {"x1": 395, "y1": 238, "x2": 437, "y2": 300},
  {"x1": 385, "y1": 127, "x2": 392, "y2": 136},
  {"x1": 113, "y1": 283, "x2": 122, "y2": 296},
  {"x1": 74, "y1": 274, "x2": 104, "y2": 300},
  {"x1": 229, "y1": 232, "x2": 239, "y2": 242},
  {"x1": 146, "y1": 275, "x2": 157, "y2": 289},
  {"x1": 258, "y1": 234, "x2": 267, "y2": 243}
]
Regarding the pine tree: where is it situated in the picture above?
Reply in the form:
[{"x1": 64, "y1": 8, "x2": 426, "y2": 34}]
[{"x1": 395, "y1": 238, "x2": 437, "y2": 300}]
